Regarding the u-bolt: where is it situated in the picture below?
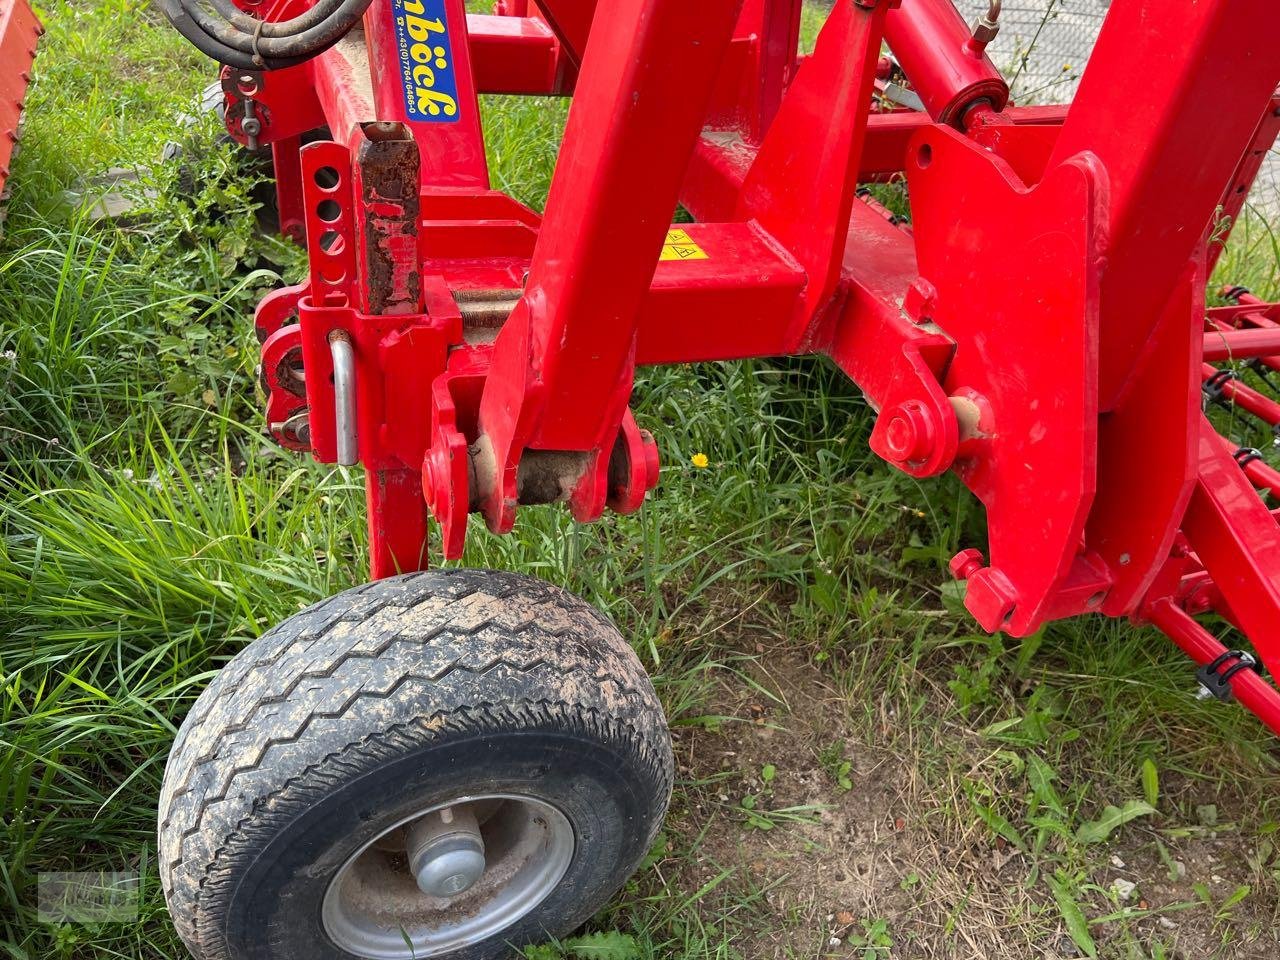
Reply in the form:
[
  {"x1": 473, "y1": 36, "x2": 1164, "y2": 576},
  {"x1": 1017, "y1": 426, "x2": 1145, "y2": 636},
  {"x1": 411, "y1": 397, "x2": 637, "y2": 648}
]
[{"x1": 329, "y1": 330, "x2": 358, "y2": 466}]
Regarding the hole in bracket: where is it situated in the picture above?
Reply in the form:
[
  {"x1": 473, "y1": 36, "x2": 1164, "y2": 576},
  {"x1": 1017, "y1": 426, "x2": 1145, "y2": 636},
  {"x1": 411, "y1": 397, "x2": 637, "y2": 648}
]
[
  {"x1": 314, "y1": 166, "x2": 341, "y2": 191},
  {"x1": 319, "y1": 231, "x2": 345, "y2": 255},
  {"x1": 917, "y1": 143, "x2": 933, "y2": 169},
  {"x1": 317, "y1": 199, "x2": 342, "y2": 223}
]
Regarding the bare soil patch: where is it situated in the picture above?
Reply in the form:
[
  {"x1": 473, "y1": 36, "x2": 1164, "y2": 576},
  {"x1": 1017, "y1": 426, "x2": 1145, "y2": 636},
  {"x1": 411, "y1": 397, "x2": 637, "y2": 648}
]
[{"x1": 653, "y1": 640, "x2": 1279, "y2": 959}]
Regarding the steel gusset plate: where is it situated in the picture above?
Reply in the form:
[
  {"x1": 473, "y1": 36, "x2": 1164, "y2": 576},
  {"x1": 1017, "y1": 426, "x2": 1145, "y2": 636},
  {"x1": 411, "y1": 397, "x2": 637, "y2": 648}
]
[{"x1": 908, "y1": 126, "x2": 1107, "y2": 637}]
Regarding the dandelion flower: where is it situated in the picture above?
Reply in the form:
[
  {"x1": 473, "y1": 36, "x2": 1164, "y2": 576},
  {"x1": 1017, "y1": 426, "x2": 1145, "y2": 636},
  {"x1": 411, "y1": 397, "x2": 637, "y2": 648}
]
[{"x1": 691, "y1": 452, "x2": 710, "y2": 469}]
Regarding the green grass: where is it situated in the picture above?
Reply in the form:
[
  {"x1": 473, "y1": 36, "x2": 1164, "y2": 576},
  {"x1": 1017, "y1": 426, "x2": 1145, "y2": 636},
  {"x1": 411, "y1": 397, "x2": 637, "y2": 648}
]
[{"x1": 2, "y1": 3, "x2": 1279, "y2": 959}]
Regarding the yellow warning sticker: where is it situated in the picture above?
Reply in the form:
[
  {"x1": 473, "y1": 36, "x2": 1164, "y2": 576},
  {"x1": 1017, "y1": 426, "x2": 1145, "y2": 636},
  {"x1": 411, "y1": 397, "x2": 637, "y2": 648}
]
[{"x1": 660, "y1": 229, "x2": 708, "y2": 262}]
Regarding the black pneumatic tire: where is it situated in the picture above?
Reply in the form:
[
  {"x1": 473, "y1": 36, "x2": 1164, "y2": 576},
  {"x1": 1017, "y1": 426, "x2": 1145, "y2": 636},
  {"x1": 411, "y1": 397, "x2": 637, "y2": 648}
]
[{"x1": 158, "y1": 570, "x2": 674, "y2": 960}]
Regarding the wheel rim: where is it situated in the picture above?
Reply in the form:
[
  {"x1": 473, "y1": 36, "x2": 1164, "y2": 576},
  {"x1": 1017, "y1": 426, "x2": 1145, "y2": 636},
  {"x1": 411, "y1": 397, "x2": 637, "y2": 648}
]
[{"x1": 321, "y1": 794, "x2": 575, "y2": 959}]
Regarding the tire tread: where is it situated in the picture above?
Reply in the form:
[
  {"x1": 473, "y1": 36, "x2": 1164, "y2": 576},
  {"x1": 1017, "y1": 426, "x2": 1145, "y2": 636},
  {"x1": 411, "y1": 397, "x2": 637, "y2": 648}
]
[{"x1": 158, "y1": 570, "x2": 671, "y2": 960}]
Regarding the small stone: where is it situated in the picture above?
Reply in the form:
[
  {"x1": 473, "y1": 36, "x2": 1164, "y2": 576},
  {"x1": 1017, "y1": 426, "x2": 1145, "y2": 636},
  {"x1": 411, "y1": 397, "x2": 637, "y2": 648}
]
[
  {"x1": 1056, "y1": 935, "x2": 1082, "y2": 957},
  {"x1": 828, "y1": 937, "x2": 842, "y2": 948},
  {"x1": 1111, "y1": 878, "x2": 1137, "y2": 901},
  {"x1": 835, "y1": 910, "x2": 855, "y2": 925},
  {"x1": 1110, "y1": 854, "x2": 1126, "y2": 869},
  {"x1": 1158, "y1": 917, "x2": 1178, "y2": 931}
]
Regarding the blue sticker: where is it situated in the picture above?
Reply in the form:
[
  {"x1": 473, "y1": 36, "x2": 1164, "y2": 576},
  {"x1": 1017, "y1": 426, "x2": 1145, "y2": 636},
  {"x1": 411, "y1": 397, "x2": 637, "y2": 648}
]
[{"x1": 390, "y1": 0, "x2": 461, "y2": 123}]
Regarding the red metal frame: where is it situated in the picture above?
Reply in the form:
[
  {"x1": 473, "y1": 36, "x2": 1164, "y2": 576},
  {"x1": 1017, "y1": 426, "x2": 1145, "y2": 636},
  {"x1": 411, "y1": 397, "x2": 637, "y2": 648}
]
[
  {"x1": 218, "y1": 0, "x2": 1280, "y2": 734},
  {"x1": 0, "y1": 0, "x2": 41, "y2": 201}
]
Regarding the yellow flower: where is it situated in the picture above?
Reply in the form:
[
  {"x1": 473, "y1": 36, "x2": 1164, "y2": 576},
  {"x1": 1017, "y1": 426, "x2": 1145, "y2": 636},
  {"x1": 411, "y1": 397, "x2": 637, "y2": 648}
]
[{"x1": 691, "y1": 453, "x2": 710, "y2": 469}]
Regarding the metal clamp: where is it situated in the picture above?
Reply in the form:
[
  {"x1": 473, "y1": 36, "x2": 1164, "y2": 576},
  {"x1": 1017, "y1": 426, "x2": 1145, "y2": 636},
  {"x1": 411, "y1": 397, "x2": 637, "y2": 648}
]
[
  {"x1": 1233, "y1": 446, "x2": 1264, "y2": 469},
  {"x1": 1202, "y1": 368, "x2": 1237, "y2": 406},
  {"x1": 1196, "y1": 649, "x2": 1262, "y2": 702}
]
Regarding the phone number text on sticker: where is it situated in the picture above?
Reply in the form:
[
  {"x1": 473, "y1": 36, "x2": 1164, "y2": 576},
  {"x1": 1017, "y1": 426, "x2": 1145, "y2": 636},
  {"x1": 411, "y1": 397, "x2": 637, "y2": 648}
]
[{"x1": 390, "y1": 0, "x2": 461, "y2": 123}]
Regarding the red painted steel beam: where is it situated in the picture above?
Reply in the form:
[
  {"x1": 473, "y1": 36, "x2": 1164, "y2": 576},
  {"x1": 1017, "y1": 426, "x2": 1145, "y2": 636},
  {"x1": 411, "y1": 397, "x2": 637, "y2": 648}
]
[
  {"x1": 1088, "y1": 265, "x2": 1202, "y2": 621},
  {"x1": 1148, "y1": 599, "x2": 1280, "y2": 738},
  {"x1": 364, "y1": 0, "x2": 490, "y2": 188},
  {"x1": 731, "y1": 0, "x2": 803, "y2": 140},
  {"x1": 287, "y1": 4, "x2": 493, "y2": 188},
  {"x1": 1207, "y1": 302, "x2": 1280, "y2": 375},
  {"x1": 0, "y1": 0, "x2": 41, "y2": 197},
  {"x1": 467, "y1": 14, "x2": 572, "y2": 95},
  {"x1": 736, "y1": 0, "x2": 893, "y2": 342},
  {"x1": 1209, "y1": 91, "x2": 1280, "y2": 274},
  {"x1": 636, "y1": 223, "x2": 805, "y2": 365},
  {"x1": 1212, "y1": 292, "x2": 1280, "y2": 327},
  {"x1": 532, "y1": 0, "x2": 595, "y2": 68},
  {"x1": 861, "y1": 104, "x2": 1068, "y2": 180},
  {"x1": 310, "y1": 40, "x2": 378, "y2": 152},
  {"x1": 477, "y1": 0, "x2": 746, "y2": 534},
  {"x1": 1181, "y1": 417, "x2": 1280, "y2": 680},
  {"x1": 1203, "y1": 363, "x2": 1280, "y2": 427},
  {"x1": 1048, "y1": 0, "x2": 1280, "y2": 410},
  {"x1": 1203, "y1": 326, "x2": 1280, "y2": 362},
  {"x1": 1216, "y1": 432, "x2": 1280, "y2": 500},
  {"x1": 681, "y1": 105, "x2": 1070, "y2": 220}
]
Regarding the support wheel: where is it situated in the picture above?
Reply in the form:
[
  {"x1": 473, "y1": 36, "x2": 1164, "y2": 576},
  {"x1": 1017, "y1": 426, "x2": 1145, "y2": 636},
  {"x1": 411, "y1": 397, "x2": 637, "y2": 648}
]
[{"x1": 158, "y1": 570, "x2": 673, "y2": 960}]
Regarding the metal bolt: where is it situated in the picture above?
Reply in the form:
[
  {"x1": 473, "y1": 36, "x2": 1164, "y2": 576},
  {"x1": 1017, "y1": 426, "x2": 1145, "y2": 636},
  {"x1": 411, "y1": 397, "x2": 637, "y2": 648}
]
[
  {"x1": 882, "y1": 400, "x2": 936, "y2": 463},
  {"x1": 949, "y1": 548, "x2": 985, "y2": 581},
  {"x1": 242, "y1": 99, "x2": 261, "y2": 151}
]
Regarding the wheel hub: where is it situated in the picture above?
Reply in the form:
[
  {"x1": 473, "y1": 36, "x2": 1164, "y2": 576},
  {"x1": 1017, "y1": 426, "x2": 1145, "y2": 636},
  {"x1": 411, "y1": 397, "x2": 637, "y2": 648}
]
[
  {"x1": 406, "y1": 806, "x2": 487, "y2": 897},
  {"x1": 321, "y1": 794, "x2": 574, "y2": 959}
]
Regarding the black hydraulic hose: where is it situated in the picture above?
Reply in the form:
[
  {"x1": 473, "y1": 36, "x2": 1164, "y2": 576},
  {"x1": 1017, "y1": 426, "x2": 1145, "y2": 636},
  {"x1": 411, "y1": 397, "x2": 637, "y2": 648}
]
[
  {"x1": 159, "y1": 0, "x2": 375, "y2": 70},
  {"x1": 158, "y1": 0, "x2": 274, "y2": 69},
  {"x1": 186, "y1": 0, "x2": 370, "y2": 55},
  {"x1": 181, "y1": 0, "x2": 372, "y2": 58},
  {"x1": 207, "y1": 0, "x2": 346, "y2": 39}
]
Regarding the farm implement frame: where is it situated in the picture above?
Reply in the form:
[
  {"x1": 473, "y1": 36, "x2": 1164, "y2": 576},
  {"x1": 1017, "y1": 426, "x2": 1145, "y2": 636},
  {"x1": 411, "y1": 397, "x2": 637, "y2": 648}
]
[
  {"x1": 215, "y1": 0, "x2": 1280, "y2": 734},
  {"x1": 6, "y1": 0, "x2": 1279, "y2": 956}
]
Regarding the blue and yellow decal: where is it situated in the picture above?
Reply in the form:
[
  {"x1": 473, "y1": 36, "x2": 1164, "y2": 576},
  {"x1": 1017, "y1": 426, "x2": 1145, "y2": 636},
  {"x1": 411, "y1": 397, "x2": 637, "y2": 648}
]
[{"x1": 390, "y1": 0, "x2": 461, "y2": 123}]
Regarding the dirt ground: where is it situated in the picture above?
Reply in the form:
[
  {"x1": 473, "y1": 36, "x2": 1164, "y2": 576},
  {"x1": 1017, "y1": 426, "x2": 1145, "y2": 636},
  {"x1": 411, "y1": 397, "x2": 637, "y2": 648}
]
[{"x1": 656, "y1": 640, "x2": 1279, "y2": 959}]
